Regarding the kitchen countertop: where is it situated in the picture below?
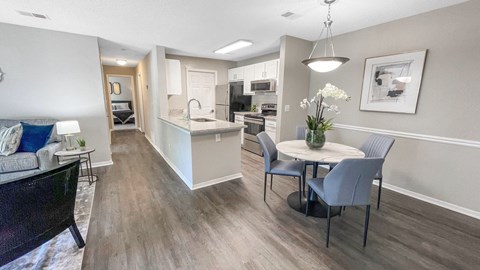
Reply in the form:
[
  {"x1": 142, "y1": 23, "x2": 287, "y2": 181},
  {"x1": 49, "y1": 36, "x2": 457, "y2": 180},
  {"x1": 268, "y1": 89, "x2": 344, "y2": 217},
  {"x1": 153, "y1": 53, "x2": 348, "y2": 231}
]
[
  {"x1": 233, "y1": 111, "x2": 254, "y2": 115},
  {"x1": 158, "y1": 115, "x2": 246, "y2": 135},
  {"x1": 234, "y1": 111, "x2": 277, "y2": 121}
]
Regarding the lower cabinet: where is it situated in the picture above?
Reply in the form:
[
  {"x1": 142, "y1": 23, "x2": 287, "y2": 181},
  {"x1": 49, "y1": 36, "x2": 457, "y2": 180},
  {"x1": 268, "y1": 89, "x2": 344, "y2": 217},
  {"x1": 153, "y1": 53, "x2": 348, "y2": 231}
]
[
  {"x1": 265, "y1": 119, "x2": 276, "y2": 142},
  {"x1": 235, "y1": 115, "x2": 245, "y2": 144}
]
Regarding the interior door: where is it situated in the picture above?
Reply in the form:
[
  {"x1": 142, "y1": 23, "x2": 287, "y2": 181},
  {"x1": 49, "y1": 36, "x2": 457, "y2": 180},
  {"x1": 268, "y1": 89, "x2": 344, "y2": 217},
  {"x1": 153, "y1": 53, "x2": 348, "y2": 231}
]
[{"x1": 187, "y1": 71, "x2": 215, "y2": 118}]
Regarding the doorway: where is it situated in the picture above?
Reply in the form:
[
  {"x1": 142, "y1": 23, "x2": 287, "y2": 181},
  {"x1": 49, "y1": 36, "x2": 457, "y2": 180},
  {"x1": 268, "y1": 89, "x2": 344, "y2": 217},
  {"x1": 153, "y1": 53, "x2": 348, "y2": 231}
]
[
  {"x1": 186, "y1": 69, "x2": 217, "y2": 118},
  {"x1": 107, "y1": 75, "x2": 138, "y2": 130}
]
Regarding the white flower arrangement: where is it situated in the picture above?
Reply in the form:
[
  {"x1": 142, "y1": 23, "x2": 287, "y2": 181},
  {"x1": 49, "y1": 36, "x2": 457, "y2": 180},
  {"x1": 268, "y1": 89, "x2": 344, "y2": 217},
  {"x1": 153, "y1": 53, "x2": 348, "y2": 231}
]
[{"x1": 300, "y1": 83, "x2": 350, "y2": 132}]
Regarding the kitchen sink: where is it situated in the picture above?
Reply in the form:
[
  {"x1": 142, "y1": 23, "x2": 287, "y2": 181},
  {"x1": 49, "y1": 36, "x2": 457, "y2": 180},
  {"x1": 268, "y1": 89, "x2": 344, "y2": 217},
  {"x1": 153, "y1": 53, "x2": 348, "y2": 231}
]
[{"x1": 190, "y1": 118, "x2": 216, "y2": 122}]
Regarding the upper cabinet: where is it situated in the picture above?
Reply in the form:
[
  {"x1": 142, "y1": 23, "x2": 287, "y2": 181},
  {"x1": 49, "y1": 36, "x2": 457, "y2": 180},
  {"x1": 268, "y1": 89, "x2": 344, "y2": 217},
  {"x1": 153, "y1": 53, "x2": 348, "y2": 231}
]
[
  {"x1": 227, "y1": 58, "x2": 280, "y2": 95},
  {"x1": 243, "y1": 65, "x2": 255, "y2": 95},
  {"x1": 228, "y1": 67, "x2": 244, "y2": 82},
  {"x1": 166, "y1": 59, "x2": 182, "y2": 95},
  {"x1": 253, "y1": 59, "x2": 279, "y2": 80}
]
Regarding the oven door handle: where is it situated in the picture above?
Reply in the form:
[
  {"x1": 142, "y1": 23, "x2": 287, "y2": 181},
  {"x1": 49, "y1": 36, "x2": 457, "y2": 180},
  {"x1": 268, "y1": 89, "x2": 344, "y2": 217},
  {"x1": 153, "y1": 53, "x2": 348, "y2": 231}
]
[{"x1": 244, "y1": 118, "x2": 264, "y2": 125}]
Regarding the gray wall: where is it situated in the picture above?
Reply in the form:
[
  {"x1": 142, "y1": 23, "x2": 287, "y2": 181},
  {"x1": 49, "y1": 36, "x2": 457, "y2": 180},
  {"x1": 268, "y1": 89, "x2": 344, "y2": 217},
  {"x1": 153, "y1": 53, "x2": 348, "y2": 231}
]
[
  {"x1": 277, "y1": 35, "x2": 312, "y2": 142},
  {"x1": 109, "y1": 76, "x2": 133, "y2": 101},
  {"x1": 308, "y1": 1, "x2": 480, "y2": 213},
  {"x1": 165, "y1": 54, "x2": 236, "y2": 110},
  {"x1": 0, "y1": 23, "x2": 111, "y2": 164},
  {"x1": 236, "y1": 52, "x2": 280, "y2": 67}
]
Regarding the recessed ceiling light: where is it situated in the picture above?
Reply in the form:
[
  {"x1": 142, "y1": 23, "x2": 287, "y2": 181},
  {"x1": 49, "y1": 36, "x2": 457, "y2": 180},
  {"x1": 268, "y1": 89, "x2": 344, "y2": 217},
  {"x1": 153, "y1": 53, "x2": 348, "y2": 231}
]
[
  {"x1": 214, "y1": 40, "x2": 253, "y2": 54},
  {"x1": 116, "y1": 59, "x2": 127, "y2": 66}
]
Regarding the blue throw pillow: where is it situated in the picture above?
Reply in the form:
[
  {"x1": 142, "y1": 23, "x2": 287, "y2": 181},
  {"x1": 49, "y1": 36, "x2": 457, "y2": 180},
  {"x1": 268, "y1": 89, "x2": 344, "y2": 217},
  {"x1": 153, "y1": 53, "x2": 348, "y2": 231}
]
[{"x1": 17, "y1": 122, "x2": 54, "y2": 153}]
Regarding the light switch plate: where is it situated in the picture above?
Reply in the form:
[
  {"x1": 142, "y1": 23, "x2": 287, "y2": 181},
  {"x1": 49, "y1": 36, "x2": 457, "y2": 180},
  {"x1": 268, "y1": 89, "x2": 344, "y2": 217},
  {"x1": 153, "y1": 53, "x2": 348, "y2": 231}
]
[
  {"x1": 285, "y1": 105, "x2": 290, "y2": 112},
  {"x1": 215, "y1": 134, "x2": 221, "y2": 142}
]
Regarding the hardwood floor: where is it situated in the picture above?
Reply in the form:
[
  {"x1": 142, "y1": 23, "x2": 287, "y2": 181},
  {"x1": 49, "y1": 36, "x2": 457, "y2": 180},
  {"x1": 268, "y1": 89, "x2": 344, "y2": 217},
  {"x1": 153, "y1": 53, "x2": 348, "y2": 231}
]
[{"x1": 82, "y1": 130, "x2": 480, "y2": 269}]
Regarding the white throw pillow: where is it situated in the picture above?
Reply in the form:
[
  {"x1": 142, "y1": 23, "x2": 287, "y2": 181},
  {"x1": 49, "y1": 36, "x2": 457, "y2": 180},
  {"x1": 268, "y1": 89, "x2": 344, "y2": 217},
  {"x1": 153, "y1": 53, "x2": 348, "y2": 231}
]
[
  {"x1": 0, "y1": 124, "x2": 23, "y2": 156},
  {"x1": 116, "y1": 103, "x2": 130, "y2": 110}
]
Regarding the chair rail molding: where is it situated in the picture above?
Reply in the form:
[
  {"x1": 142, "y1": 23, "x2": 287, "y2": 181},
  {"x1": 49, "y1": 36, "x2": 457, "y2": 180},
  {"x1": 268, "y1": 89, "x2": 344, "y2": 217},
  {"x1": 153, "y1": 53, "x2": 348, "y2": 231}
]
[{"x1": 334, "y1": 124, "x2": 480, "y2": 149}]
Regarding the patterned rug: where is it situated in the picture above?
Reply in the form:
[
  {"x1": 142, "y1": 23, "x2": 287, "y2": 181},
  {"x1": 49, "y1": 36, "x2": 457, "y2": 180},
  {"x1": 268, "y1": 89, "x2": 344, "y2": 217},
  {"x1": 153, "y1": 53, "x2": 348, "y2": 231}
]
[{"x1": 1, "y1": 181, "x2": 95, "y2": 270}]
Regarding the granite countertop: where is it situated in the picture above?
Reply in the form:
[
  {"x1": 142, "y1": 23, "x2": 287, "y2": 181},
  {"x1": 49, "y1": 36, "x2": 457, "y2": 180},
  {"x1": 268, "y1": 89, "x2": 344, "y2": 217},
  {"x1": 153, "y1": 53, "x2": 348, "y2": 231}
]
[
  {"x1": 233, "y1": 111, "x2": 255, "y2": 115},
  {"x1": 158, "y1": 115, "x2": 246, "y2": 135},
  {"x1": 263, "y1": 115, "x2": 277, "y2": 121},
  {"x1": 234, "y1": 111, "x2": 277, "y2": 121}
]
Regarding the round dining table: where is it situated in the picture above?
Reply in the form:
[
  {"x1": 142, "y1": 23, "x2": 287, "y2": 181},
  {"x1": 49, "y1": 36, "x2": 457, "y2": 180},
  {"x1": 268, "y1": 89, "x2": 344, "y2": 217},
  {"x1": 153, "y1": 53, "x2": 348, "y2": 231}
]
[{"x1": 276, "y1": 140, "x2": 365, "y2": 218}]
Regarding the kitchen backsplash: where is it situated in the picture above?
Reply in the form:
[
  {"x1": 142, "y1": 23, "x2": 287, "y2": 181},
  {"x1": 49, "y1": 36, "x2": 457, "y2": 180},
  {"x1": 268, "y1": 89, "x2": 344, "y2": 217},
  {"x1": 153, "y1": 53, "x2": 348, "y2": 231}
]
[{"x1": 252, "y1": 93, "x2": 277, "y2": 112}]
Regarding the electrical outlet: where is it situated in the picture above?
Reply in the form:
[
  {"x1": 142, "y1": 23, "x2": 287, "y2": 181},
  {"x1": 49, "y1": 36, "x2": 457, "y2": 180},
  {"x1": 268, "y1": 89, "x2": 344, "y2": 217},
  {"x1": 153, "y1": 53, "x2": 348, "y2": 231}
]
[
  {"x1": 215, "y1": 134, "x2": 221, "y2": 142},
  {"x1": 285, "y1": 105, "x2": 290, "y2": 112}
]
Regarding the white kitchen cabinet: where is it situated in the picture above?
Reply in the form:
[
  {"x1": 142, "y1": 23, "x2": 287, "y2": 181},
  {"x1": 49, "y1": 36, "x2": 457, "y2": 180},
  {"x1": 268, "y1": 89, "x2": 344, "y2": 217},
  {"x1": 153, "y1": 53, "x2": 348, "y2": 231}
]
[
  {"x1": 242, "y1": 64, "x2": 255, "y2": 95},
  {"x1": 265, "y1": 119, "x2": 277, "y2": 142},
  {"x1": 165, "y1": 59, "x2": 182, "y2": 95},
  {"x1": 234, "y1": 114, "x2": 245, "y2": 144},
  {"x1": 253, "y1": 59, "x2": 279, "y2": 80},
  {"x1": 228, "y1": 67, "x2": 244, "y2": 82}
]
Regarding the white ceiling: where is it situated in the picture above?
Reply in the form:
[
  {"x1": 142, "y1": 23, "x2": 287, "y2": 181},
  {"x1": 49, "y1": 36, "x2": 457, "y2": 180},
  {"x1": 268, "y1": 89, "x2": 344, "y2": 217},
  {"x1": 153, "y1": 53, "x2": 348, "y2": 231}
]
[{"x1": 0, "y1": 0, "x2": 469, "y2": 67}]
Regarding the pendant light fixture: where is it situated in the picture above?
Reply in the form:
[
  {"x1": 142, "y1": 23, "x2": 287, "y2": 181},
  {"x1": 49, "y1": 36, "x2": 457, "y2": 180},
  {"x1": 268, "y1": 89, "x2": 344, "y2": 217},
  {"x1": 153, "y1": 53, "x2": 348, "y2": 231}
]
[{"x1": 302, "y1": 0, "x2": 349, "y2": 73}]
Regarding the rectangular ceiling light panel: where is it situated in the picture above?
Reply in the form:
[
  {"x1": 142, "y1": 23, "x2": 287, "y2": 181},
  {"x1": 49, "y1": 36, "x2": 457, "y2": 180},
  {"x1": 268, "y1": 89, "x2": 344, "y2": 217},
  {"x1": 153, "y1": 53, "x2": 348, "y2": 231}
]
[{"x1": 214, "y1": 40, "x2": 253, "y2": 54}]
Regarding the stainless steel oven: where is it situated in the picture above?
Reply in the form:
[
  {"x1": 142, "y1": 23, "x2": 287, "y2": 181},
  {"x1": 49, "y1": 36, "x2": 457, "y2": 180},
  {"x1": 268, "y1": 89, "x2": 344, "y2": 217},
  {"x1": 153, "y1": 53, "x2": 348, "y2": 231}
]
[{"x1": 242, "y1": 116, "x2": 265, "y2": 155}]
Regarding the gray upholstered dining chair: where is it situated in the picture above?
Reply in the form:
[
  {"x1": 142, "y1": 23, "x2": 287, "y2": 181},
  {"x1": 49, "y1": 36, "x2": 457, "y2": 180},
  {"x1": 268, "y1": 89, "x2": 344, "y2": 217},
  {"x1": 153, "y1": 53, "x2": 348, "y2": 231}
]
[
  {"x1": 360, "y1": 134, "x2": 395, "y2": 209},
  {"x1": 306, "y1": 158, "x2": 384, "y2": 247},
  {"x1": 257, "y1": 132, "x2": 305, "y2": 203}
]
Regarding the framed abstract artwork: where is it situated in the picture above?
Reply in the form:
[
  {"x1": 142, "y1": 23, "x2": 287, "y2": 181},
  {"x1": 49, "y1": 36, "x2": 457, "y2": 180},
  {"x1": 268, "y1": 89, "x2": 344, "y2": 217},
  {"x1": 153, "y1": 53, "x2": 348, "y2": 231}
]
[{"x1": 359, "y1": 50, "x2": 427, "y2": 114}]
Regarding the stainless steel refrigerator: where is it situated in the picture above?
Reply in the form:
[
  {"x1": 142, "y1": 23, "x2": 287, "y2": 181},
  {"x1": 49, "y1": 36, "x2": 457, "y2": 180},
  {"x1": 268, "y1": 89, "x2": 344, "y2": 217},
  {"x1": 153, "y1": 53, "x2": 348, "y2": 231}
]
[{"x1": 215, "y1": 82, "x2": 252, "y2": 122}]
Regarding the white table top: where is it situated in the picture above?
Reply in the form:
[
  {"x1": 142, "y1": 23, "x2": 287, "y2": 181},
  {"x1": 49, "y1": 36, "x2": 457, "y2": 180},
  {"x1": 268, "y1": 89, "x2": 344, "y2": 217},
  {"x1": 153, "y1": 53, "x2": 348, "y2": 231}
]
[
  {"x1": 276, "y1": 140, "x2": 364, "y2": 163},
  {"x1": 55, "y1": 148, "x2": 95, "y2": 156}
]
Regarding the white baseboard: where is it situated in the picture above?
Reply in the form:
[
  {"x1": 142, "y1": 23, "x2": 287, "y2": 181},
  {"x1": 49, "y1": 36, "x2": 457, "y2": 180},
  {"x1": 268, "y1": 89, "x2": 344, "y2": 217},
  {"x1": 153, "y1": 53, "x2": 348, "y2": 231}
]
[
  {"x1": 144, "y1": 135, "x2": 193, "y2": 189},
  {"x1": 373, "y1": 180, "x2": 480, "y2": 220},
  {"x1": 91, "y1": 160, "x2": 113, "y2": 168},
  {"x1": 192, "y1": 173, "x2": 243, "y2": 190}
]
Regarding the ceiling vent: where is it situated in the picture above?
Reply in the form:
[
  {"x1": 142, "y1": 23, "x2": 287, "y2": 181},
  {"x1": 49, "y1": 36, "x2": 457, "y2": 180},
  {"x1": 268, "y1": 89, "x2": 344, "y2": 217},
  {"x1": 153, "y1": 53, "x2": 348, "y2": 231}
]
[
  {"x1": 16, "y1": 10, "x2": 50, "y2": 19},
  {"x1": 281, "y1": 11, "x2": 295, "y2": 18}
]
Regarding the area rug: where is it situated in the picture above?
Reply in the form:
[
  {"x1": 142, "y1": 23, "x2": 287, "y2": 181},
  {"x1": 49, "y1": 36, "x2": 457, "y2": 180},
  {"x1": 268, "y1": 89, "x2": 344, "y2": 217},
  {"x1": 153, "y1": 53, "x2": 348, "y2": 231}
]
[{"x1": 1, "y1": 181, "x2": 95, "y2": 270}]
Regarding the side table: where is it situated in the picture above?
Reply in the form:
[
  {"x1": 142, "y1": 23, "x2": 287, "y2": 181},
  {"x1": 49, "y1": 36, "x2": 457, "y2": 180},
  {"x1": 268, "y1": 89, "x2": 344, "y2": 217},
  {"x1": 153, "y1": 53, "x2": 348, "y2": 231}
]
[{"x1": 54, "y1": 148, "x2": 98, "y2": 184}]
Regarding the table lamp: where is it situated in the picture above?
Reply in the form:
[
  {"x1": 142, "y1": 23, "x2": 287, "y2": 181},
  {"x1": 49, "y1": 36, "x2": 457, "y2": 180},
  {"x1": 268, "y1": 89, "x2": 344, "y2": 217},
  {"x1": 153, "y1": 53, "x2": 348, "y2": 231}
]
[{"x1": 56, "y1": 120, "x2": 81, "y2": 151}]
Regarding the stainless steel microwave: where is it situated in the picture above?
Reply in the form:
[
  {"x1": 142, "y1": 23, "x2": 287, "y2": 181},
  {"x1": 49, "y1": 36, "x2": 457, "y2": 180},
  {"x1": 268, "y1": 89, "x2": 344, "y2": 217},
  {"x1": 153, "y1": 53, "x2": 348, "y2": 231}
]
[{"x1": 251, "y1": 79, "x2": 276, "y2": 92}]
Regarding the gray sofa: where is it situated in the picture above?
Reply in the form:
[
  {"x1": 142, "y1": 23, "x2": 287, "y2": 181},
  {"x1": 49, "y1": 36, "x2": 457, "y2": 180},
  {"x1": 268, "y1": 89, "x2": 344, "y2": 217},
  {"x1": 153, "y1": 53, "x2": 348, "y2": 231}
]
[{"x1": 0, "y1": 119, "x2": 63, "y2": 183}]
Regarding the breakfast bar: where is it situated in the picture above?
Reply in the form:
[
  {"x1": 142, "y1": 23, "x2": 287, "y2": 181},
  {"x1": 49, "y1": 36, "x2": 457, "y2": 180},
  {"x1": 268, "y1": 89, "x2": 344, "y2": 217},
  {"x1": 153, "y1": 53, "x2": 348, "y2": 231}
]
[{"x1": 157, "y1": 115, "x2": 245, "y2": 190}]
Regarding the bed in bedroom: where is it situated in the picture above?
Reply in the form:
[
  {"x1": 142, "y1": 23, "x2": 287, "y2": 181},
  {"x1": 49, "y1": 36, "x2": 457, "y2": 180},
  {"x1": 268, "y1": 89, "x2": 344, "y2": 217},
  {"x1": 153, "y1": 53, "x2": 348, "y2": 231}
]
[{"x1": 111, "y1": 100, "x2": 135, "y2": 125}]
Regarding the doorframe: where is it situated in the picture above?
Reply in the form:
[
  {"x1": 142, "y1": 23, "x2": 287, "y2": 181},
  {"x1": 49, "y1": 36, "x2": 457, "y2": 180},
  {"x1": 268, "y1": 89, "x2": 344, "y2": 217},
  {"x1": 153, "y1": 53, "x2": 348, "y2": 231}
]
[
  {"x1": 185, "y1": 68, "x2": 218, "y2": 117},
  {"x1": 137, "y1": 73, "x2": 146, "y2": 132},
  {"x1": 105, "y1": 74, "x2": 139, "y2": 131}
]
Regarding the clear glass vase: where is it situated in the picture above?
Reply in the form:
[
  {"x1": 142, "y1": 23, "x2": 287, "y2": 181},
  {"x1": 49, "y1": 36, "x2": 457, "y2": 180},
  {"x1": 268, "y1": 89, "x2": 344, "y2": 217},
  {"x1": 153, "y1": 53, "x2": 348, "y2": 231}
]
[{"x1": 305, "y1": 129, "x2": 326, "y2": 149}]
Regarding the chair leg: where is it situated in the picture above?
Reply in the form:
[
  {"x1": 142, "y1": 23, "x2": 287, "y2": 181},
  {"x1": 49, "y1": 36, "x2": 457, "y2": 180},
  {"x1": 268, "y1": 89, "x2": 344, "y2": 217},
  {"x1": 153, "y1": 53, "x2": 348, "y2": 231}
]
[
  {"x1": 377, "y1": 178, "x2": 383, "y2": 209},
  {"x1": 270, "y1": 174, "x2": 273, "y2": 190},
  {"x1": 339, "y1": 206, "x2": 342, "y2": 217},
  {"x1": 69, "y1": 222, "x2": 85, "y2": 248},
  {"x1": 298, "y1": 177, "x2": 302, "y2": 206},
  {"x1": 326, "y1": 206, "x2": 332, "y2": 248},
  {"x1": 264, "y1": 173, "x2": 267, "y2": 201},
  {"x1": 363, "y1": 205, "x2": 371, "y2": 247},
  {"x1": 305, "y1": 187, "x2": 313, "y2": 216},
  {"x1": 302, "y1": 169, "x2": 306, "y2": 196}
]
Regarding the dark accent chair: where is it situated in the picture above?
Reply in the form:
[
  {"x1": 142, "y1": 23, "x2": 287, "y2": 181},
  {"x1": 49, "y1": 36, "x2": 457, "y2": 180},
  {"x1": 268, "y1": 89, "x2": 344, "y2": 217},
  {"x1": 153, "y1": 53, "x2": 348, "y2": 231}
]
[
  {"x1": 0, "y1": 160, "x2": 85, "y2": 267},
  {"x1": 257, "y1": 132, "x2": 305, "y2": 203},
  {"x1": 360, "y1": 134, "x2": 395, "y2": 209},
  {"x1": 306, "y1": 158, "x2": 384, "y2": 247}
]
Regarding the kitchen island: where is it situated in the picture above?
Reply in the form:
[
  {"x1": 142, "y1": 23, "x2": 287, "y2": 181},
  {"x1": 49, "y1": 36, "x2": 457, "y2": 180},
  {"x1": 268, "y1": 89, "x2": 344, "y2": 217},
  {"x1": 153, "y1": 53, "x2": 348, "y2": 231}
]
[{"x1": 155, "y1": 115, "x2": 245, "y2": 190}]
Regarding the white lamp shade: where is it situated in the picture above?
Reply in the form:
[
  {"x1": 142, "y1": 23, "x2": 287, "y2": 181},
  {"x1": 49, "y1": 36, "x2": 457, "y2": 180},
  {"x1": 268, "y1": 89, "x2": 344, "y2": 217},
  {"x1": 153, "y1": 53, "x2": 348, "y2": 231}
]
[{"x1": 56, "y1": 120, "x2": 81, "y2": 135}]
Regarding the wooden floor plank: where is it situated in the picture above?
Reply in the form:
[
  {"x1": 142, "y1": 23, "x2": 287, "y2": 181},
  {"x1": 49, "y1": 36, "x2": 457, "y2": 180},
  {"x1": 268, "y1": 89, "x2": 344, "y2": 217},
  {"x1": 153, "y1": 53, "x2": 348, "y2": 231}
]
[{"x1": 82, "y1": 130, "x2": 480, "y2": 270}]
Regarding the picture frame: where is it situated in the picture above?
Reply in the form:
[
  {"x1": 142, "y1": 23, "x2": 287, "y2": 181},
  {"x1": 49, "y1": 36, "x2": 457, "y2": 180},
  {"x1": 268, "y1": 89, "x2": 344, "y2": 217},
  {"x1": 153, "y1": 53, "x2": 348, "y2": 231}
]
[
  {"x1": 112, "y1": 82, "x2": 122, "y2": 95},
  {"x1": 359, "y1": 50, "x2": 427, "y2": 114}
]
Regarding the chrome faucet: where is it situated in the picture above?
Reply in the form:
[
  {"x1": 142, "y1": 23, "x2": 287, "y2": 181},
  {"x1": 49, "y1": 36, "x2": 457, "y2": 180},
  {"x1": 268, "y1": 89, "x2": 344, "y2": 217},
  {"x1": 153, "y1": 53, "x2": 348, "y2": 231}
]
[{"x1": 187, "y1": 98, "x2": 202, "y2": 120}]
